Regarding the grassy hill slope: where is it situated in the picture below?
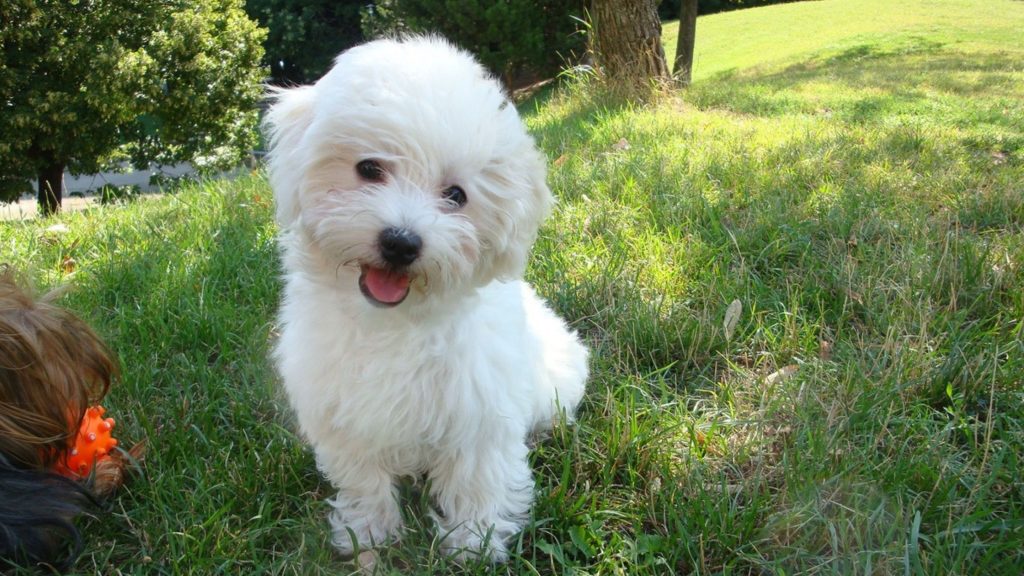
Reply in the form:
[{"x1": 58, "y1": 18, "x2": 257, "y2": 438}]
[{"x1": 662, "y1": 0, "x2": 1024, "y2": 81}]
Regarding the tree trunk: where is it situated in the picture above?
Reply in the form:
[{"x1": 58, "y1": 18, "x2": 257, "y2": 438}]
[
  {"x1": 674, "y1": 0, "x2": 698, "y2": 85},
  {"x1": 590, "y1": 0, "x2": 670, "y2": 91},
  {"x1": 37, "y1": 161, "x2": 64, "y2": 217}
]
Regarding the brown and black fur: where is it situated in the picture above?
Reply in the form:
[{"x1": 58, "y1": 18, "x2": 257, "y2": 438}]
[{"x1": 0, "y1": 270, "x2": 118, "y2": 570}]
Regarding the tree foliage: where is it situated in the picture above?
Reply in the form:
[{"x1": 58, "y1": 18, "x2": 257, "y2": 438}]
[
  {"x1": 363, "y1": 0, "x2": 586, "y2": 88},
  {"x1": 245, "y1": 0, "x2": 364, "y2": 85},
  {"x1": 0, "y1": 0, "x2": 265, "y2": 213}
]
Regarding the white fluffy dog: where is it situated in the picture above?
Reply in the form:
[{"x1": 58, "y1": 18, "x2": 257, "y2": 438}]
[{"x1": 264, "y1": 37, "x2": 589, "y2": 561}]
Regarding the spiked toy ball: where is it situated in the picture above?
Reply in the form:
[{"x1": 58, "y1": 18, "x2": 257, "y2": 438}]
[{"x1": 57, "y1": 406, "x2": 118, "y2": 478}]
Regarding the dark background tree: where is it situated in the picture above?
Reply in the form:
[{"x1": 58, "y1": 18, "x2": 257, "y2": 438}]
[
  {"x1": 590, "y1": 0, "x2": 670, "y2": 90},
  {"x1": 363, "y1": 0, "x2": 586, "y2": 89},
  {"x1": 673, "y1": 0, "x2": 699, "y2": 84},
  {"x1": 0, "y1": 0, "x2": 265, "y2": 215},
  {"x1": 245, "y1": 0, "x2": 365, "y2": 85}
]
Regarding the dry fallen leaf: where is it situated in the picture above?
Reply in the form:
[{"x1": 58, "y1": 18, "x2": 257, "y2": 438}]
[
  {"x1": 845, "y1": 288, "x2": 863, "y2": 305},
  {"x1": 765, "y1": 364, "x2": 799, "y2": 386},
  {"x1": 649, "y1": 476, "x2": 662, "y2": 494},
  {"x1": 553, "y1": 154, "x2": 567, "y2": 167},
  {"x1": 694, "y1": 430, "x2": 707, "y2": 447},
  {"x1": 819, "y1": 340, "x2": 833, "y2": 361},
  {"x1": 61, "y1": 256, "x2": 76, "y2": 275},
  {"x1": 39, "y1": 223, "x2": 70, "y2": 245},
  {"x1": 723, "y1": 299, "x2": 742, "y2": 341}
]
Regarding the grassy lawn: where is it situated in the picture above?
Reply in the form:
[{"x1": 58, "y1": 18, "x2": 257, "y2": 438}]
[{"x1": 3, "y1": 0, "x2": 1023, "y2": 573}]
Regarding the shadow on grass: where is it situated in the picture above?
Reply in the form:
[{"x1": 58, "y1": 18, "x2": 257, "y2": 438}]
[
  {"x1": 30, "y1": 178, "x2": 344, "y2": 573},
  {"x1": 692, "y1": 47, "x2": 1024, "y2": 151},
  {"x1": 516, "y1": 44, "x2": 1024, "y2": 570},
  {"x1": 528, "y1": 43, "x2": 1024, "y2": 402}
]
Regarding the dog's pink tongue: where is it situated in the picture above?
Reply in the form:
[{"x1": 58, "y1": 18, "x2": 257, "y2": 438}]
[{"x1": 363, "y1": 267, "x2": 411, "y2": 304}]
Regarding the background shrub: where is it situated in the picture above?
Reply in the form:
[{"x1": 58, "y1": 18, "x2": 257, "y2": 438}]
[
  {"x1": 362, "y1": 0, "x2": 587, "y2": 88},
  {"x1": 245, "y1": 0, "x2": 366, "y2": 85}
]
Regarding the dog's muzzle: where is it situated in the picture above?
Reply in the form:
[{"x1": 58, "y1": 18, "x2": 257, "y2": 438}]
[{"x1": 358, "y1": 227, "x2": 422, "y2": 307}]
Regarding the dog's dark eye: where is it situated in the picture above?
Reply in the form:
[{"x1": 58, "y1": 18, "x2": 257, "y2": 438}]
[
  {"x1": 442, "y1": 185, "x2": 467, "y2": 208},
  {"x1": 356, "y1": 159, "x2": 385, "y2": 182}
]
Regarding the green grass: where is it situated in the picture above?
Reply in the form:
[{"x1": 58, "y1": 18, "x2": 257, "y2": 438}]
[
  {"x1": 3, "y1": 0, "x2": 1024, "y2": 572},
  {"x1": 661, "y1": 0, "x2": 1024, "y2": 82}
]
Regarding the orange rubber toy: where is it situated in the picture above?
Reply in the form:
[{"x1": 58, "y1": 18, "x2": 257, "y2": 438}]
[{"x1": 57, "y1": 405, "x2": 118, "y2": 478}]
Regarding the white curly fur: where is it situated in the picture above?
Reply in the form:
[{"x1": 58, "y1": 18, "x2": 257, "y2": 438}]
[{"x1": 265, "y1": 37, "x2": 588, "y2": 561}]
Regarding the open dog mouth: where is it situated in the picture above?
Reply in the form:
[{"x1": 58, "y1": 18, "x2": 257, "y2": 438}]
[{"x1": 358, "y1": 265, "x2": 412, "y2": 307}]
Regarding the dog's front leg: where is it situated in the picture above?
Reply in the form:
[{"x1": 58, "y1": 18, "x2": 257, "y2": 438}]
[
  {"x1": 318, "y1": 450, "x2": 403, "y2": 555},
  {"x1": 429, "y1": 438, "x2": 534, "y2": 562}
]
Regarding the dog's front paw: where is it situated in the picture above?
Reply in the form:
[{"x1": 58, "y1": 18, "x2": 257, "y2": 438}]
[
  {"x1": 437, "y1": 521, "x2": 511, "y2": 563},
  {"x1": 327, "y1": 495, "x2": 402, "y2": 555}
]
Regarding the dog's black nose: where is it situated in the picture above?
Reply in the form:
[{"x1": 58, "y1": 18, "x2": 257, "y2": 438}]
[{"x1": 378, "y1": 227, "x2": 422, "y2": 267}]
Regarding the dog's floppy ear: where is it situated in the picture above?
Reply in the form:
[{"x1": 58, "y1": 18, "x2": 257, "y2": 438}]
[
  {"x1": 490, "y1": 162, "x2": 555, "y2": 280},
  {"x1": 264, "y1": 85, "x2": 316, "y2": 227}
]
